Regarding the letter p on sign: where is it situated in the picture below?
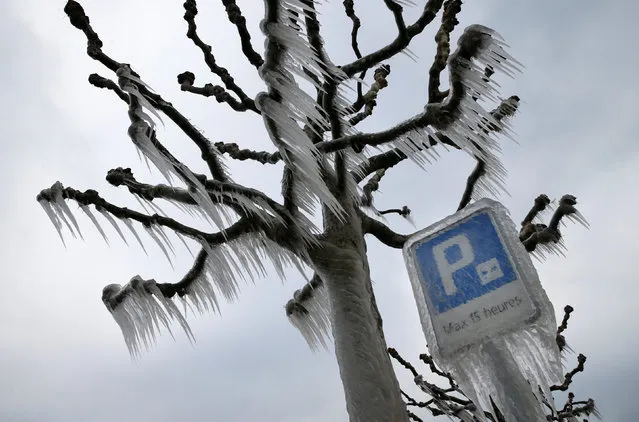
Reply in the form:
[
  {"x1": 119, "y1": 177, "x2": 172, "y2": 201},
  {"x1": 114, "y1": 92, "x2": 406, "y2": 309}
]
[{"x1": 432, "y1": 234, "x2": 474, "y2": 295}]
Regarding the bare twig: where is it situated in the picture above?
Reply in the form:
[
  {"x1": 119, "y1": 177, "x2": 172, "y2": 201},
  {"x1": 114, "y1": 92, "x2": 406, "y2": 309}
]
[
  {"x1": 220, "y1": 0, "x2": 264, "y2": 69},
  {"x1": 341, "y1": 0, "x2": 445, "y2": 76},
  {"x1": 182, "y1": 0, "x2": 258, "y2": 113},
  {"x1": 428, "y1": 0, "x2": 462, "y2": 104},
  {"x1": 551, "y1": 353, "x2": 587, "y2": 392},
  {"x1": 555, "y1": 304, "x2": 574, "y2": 352},
  {"x1": 360, "y1": 212, "x2": 410, "y2": 248},
  {"x1": 178, "y1": 71, "x2": 256, "y2": 112}
]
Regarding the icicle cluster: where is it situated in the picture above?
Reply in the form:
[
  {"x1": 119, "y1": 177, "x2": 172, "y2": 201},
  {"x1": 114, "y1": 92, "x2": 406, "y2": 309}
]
[
  {"x1": 286, "y1": 281, "x2": 332, "y2": 351},
  {"x1": 117, "y1": 65, "x2": 281, "y2": 232},
  {"x1": 101, "y1": 231, "x2": 307, "y2": 356},
  {"x1": 385, "y1": 25, "x2": 522, "y2": 200},
  {"x1": 37, "y1": 181, "x2": 82, "y2": 246},
  {"x1": 103, "y1": 276, "x2": 194, "y2": 357},
  {"x1": 257, "y1": 0, "x2": 350, "y2": 220},
  {"x1": 195, "y1": 231, "x2": 307, "y2": 307}
]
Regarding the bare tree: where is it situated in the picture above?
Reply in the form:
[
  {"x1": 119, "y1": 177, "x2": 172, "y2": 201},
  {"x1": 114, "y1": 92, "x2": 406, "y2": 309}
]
[{"x1": 36, "y1": 1, "x2": 592, "y2": 421}]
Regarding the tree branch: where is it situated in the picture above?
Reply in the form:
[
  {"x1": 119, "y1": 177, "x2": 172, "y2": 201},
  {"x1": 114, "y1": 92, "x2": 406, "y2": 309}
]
[
  {"x1": 457, "y1": 159, "x2": 486, "y2": 211},
  {"x1": 64, "y1": 0, "x2": 228, "y2": 182},
  {"x1": 521, "y1": 194, "x2": 586, "y2": 253},
  {"x1": 348, "y1": 65, "x2": 391, "y2": 126},
  {"x1": 182, "y1": 0, "x2": 258, "y2": 113},
  {"x1": 341, "y1": 0, "x2": 445, "y2": 76},
  {"x1": 550, "y1": 353, "x2": 586, "y2": 392},
  {"x1": 213, "y1": 142, "x2": 280, "y2": 164},
  {"x1": 360, "y1": 212, "x2": 410, "y2": 249},
  {"x1": 555, "y1": 304, "x2": 574, "y2": 353},
  {"x1": 428, "y1": 0, "x2": 462, "y2": 104},
  {"x1": 220, "y1": 0, "x2": 264, "y2": 69},
  {"x1": 37, "y1": 182, "x2": 248, "y2": 241},
  {"x1": 177, "y1": 71, "x2": 257, "y2": 113}
]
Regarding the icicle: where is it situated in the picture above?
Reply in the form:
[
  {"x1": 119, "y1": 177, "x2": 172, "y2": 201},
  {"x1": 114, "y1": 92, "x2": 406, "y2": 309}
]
[
  {"x1": 79, "y1": 205, "x2": 109, "y2": 245},
  {"x1": 98, "y1": 209, "x2": 128, "y2": 245},
  {"x1": 175, "y1": 232, "x2": 195, "y2": 258},
  {"x1": 121, "y1": 218, "x2": 147, "y2": 255},
  {"x1": 144, "y1": 225, "x2": 174, "y2": 267},
  {"x1": 50, "y1": 182, "x2": 83, "y2": 239},
  {"x1": 39, "y1": 199, "x2": 66, "y2": 246}
]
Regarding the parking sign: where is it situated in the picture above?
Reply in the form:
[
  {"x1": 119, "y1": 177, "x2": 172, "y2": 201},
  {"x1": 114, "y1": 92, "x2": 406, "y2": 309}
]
[{"x1": 404, "y1": 199, "x2": 539, "y2": 356}]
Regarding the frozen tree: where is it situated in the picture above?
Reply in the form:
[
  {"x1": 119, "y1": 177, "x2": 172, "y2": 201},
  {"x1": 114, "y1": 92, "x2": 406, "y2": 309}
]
[{"x1": 37, "y1": 1, "x2": 595, "y2": 421}]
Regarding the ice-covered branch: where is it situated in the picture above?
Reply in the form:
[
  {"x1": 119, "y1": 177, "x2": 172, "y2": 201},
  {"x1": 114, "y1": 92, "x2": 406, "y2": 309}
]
[
  {"x1": 220, "y1": 0, "x2": 264, "y2": 69},
  {"x1": 341, "y1": 0, "x2": 445, "y2": 76},
  {"x1": 88, "y1": 73, "x2": 129, "y2": 103},
  {"x1": 352, "y1": 94, "x2": 518, "y2": 188},
  {"x1": 457, "y1": 160, "x2": 486, "y2": 211},
  {"x1": 342, "y1": 0, "x2": 373, "y2": 116},
  {"x1": 556, "y1": 394, "x2": 599, "y2": 421},
  {"x1": 102, "y1": 224, "x2": 307, "y2": 356},
  {"x1": 106, "y1": 167, "x2": 287, "y2": 223},
  {"x1": 63, "y1": 3, "x2": 228, "y2": 182},
  {"x1": 258, "y1": 0, "x2": 344, "y2": 218},
  {"x1": 182, "y1": 0, "x2": 258, "y2": 113},
  {"x1": 36, "y1": 182, "x2": 254, "y2": 243},
  {"x1": 389, "y1": 348, "x2": 479, "y2": 419},
  {"x1": 316, "y1": 109, "x2": 440, "y2": 154},
  {"x1": 428, "y1": 0, "x2": 462, "y2": 104},
  {"x1": 361, "y1": 169, "x2": 387, "y2": 207}
]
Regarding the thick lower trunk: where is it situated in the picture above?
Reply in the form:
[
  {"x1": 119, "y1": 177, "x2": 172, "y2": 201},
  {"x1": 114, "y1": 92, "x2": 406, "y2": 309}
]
[{"x1": 313, "y1": 243, "x2": 407, "y2": 422}]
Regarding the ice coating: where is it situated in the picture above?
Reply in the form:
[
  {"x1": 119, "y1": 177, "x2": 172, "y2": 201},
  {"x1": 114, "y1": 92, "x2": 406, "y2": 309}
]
[
  {"x1": 403, "y1": 199, "x2": 563, "y2": 420},
  {"x1": 257, "y1": 0, "x2": 353, "y2": 222},
  {"x1": 386, "y1": 25, "x2": 521, "y2": 200}
]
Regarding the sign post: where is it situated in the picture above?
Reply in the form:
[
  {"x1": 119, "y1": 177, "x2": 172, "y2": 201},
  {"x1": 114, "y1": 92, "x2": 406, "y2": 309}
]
[{"x1": 403, "y1": 199, "x2": 562, "y2": 421}]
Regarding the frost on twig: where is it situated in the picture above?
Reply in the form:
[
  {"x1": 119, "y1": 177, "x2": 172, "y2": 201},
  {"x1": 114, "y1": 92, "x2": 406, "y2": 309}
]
[{"x1": 520, "y1": 194, "x2": 589, "y2": 260}]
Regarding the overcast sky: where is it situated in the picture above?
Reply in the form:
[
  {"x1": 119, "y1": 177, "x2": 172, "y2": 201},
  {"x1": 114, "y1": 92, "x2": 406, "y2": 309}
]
[{"x1": 1, "y1": 0, "x2": 637, "y2": 421}]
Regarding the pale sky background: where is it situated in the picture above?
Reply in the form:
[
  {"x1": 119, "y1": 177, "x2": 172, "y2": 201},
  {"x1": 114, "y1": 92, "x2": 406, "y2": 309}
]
[{"x1": 1, "y1": 0, "x2": 638, "y2": 421}]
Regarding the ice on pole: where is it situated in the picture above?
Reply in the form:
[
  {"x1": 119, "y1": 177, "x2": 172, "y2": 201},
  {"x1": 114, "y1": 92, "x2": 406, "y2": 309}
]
[{"x1": 403, "y1": 199, "x2": 563, "y2": 421}]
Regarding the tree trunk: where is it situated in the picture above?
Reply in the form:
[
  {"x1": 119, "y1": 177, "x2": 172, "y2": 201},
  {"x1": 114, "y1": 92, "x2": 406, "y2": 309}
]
[{"x1": 311, "y1": 229, "x2": 407, "y2": 422}]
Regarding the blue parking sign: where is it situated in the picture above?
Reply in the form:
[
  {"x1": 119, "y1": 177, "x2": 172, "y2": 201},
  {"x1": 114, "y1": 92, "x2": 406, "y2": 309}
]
[
  {"x1": 415, "y1": 212, "x2": 518, "y2": 313},
  {"x1": 404, "y1": 200, "x2": 538, "y2": 356}
]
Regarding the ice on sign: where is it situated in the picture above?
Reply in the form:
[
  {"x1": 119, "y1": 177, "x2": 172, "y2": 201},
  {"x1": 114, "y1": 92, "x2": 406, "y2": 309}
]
[{"x1": 404, "y1": 201, "x2": 538, "y2": 356}]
